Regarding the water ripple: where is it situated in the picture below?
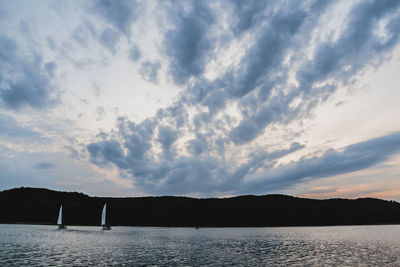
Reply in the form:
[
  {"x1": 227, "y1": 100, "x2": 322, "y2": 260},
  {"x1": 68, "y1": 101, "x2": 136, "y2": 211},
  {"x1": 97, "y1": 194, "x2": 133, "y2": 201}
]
[{"x1": 1, "y1": 225, "x2": 400, "y2": 266}]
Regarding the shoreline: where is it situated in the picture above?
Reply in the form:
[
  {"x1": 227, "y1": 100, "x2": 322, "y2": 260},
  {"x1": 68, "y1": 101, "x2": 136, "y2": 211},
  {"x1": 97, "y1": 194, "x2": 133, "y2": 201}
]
[{"x1": 2, "y1": 222, "x2": 400, "y2": 228}]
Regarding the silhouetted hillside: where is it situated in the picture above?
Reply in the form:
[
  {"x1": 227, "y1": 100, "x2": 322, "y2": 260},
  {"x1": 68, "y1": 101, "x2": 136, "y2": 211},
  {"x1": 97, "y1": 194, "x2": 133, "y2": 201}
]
[{"x1": 1, "y1": 187, "x2": 400, "y2": 227}]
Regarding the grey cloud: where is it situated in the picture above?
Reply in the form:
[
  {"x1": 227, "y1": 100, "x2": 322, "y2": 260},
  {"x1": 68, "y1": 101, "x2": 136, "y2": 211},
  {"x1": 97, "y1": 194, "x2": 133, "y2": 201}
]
[
  {"x1": 244, "y1": 132, "x2": 400, "y2": 194},
  {"x1": 227, "y1": 152, "x2": 271, "y2": 190},
  {"x1": 149, "y1": 157, "x2": 221, "y2": 195},
  {"x1": 183, "y1": 3, "x2": 311, "y2": 109},
  {"x1": 229, "y1": 0, "x2": 400, "y2": 145},
  {"x1": 140, "y1": 61, "x2": 161, "y2": 83},
  {"x1": 46, "y1": 36, "x2": 56, "y2": 50},
  {"x1": 0, "y1": 35, "x2": 57, "y2": 110},
  {"x1": 202, "y1": 90, "x2": 229, "y2": 114},
  {"x1": 95, "y1": 106, "x2": 106, "y2": 121},
  {"x1": 87, "y1": 139, "x2": 125, "y2": 167},
  {"x1": 91, "y1": 0, "x2": 139, "y2": 36},
  {"x1": 268, "y1": 142, "x2": 305, "y2": 160},
  {"x1": 298, "y1": 0, "x2": 400, "y2": 88},
  {"x1": 230, "y1": 112, "x2": 273, "y2": 146},
  {"x1": 230, "y1": 96, "x2": 290, "y2": 145},
  {"x1": 87, "y1": 0, "x2": 140, "y2": 54},
  {"x1": 230, "y1": 0, "x2": 268, "y2": 34},
  {"x1": 89, "y1": 117, "x2": 400, "y2": 197},
  {"x1": 88, "y1": 113, "x2": 304, "y2": 194},
  {"x1": 87, "y1": 1, "x2": 400, "y2": 196},
  {"x1": 35, "y1": 162, "x2": 55, "y2": 169},
  {"x1": 99, "y1": 28, "x2": 120, "y2": 53},
  {"x1": 335, "y1": 101, "x2": 345, "y2": 107},
  {"x1": 226, "y1": 142, "x2": 305, "y2": 189},
  {"x1": 71, "y1": 22, "x2": 94, "y2": 47},
  {"x1": 232, "y1": 9, "x2": 306, "y2": 98},
  {"x1": 225, "y1": 10, "x2": 308, "y2": 144},
  {"x1": 215, "y1": 137, "x2": 229, "y2": 157},
  {"x1": 108, "y1": 156, "x2": 224, "y2": 196},
  {"x1": 92, "y1": 82, "x2": 101, "y2": 97},
  {"x1": 45, "y1": 62, "x2": 56, "y2": 77},
  {"x1": 229, "y1": 119, "x2": 260, "y2": 145},
  {"x1": 129, "y1": 43, "x2": 141, "y2": 62},
  {"x1": 158, "y1": 102, "x2": 189, "y2": 128},
  {"x1": 96, "y1": 131, "x2": 108, "y2": 140},
  {"x1": 0, "y1": 5, "x2": 6, "y2": 20},
  {"x1": 18, "y1": 20, "x2": 31, "y2": 36},
  {"x1": 164, "y1": 1, "x2": 214, "y2": 84},
  {"x1": 192, "y1": 111, "x2": 212, "y2": 132},
  {"x1": 0, "y1": 35, "x2": 16, "y2": 61},
  {"x1": 179, "y1": 6, "x2": 313, "y2": 145},
  {"x1": 186, "y1": 134, "x2": 208, "y2": 156},
  {"x1": 157, "y1": 126, "x2": 178, "y2": 159},
  {"x1": 0, "y1": 114, "x2": 41, "y2": 139},
  {"x1": 65, "y1": 145, "x2": 80, "y2": 159},
  {"x1": 115, "y1": 117, "x2": 156, "y2": 162}
]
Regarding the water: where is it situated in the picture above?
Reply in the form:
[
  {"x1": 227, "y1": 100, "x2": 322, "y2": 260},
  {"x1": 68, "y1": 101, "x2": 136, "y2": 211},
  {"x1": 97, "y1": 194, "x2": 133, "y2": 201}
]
[{"x1": 1, "y1": 224, "x2": 400, "y2": 266}]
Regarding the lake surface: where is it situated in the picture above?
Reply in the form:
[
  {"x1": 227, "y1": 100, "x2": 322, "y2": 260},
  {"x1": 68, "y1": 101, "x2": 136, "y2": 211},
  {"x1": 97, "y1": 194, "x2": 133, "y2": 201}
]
[{"x1": 1, "y1": 224, "x2": 400, "y2": 266}]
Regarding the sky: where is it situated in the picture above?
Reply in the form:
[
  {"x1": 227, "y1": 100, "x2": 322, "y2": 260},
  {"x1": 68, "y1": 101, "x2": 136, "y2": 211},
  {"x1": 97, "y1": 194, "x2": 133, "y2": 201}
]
[{"x1": 1, "y1": 0, "x2": 400, "y2": 199}]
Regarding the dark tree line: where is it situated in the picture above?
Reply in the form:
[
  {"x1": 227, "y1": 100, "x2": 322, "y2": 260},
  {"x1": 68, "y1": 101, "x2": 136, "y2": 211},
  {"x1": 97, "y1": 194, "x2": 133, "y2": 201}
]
[{"x1": 1, "y1": 187, "x2": 400, "y2": 227}]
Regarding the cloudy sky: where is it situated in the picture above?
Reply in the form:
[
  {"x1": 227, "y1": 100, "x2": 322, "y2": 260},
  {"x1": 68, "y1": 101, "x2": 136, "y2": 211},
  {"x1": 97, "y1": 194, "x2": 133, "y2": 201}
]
[{"x1": 1, "y1": 0, "x2": 400, "y2": 199}]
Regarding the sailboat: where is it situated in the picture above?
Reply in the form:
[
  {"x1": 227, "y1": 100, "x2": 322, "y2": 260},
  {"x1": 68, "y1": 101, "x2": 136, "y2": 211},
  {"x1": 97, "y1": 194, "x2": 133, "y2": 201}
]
[
  {"x1": 101, "y1": 203, "x2": 111, "y2": 230},
  {"x1": 57, "y1": 205, "x2": 67, "y2": 230}
]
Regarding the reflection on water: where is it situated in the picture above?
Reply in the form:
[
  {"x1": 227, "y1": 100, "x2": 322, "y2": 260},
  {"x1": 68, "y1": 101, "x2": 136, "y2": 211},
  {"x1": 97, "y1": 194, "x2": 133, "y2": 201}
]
[{"x1": 1, "y1": 224, "x2": 400, "y2": 266}]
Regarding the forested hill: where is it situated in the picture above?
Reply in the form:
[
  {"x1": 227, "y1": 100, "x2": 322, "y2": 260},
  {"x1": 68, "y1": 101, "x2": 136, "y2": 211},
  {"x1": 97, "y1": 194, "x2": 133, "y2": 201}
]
[{"x1": 1, "y1": 187, "x2": 400, "y2": 227}]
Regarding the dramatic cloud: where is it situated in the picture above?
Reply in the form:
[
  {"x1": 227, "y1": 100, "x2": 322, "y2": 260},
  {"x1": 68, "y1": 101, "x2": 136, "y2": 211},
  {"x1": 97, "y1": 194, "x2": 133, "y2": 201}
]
[
  {"x1": 244, "y1": 132, "x2": 400, "y2": 194},
  {"x1": 86, "y1": 0, "x2": 400, "y2": 196},
  {"x1": 1, "y1": 0, "x2": 400, "y2": 198},
  {"x1": 228, "y1": 0, "x2": 400, "y2": 145},
  {"x1": 87, "y1": 117, "x2": 306, "y2": 195}
]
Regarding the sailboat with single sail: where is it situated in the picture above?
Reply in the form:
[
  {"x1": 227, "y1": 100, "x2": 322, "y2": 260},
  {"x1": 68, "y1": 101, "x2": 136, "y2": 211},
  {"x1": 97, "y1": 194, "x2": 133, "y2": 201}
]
[
  {"x1": 101, "y1": 203, "x2": 111, "y2": 230},
  {"x1": 57, "y1": 205, "x2": 67, "y2": 230}
]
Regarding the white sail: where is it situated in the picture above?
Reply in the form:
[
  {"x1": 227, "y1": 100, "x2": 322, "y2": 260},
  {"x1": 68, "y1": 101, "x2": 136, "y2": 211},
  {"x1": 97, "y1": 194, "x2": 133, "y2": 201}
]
[
  {"x1": 101, "y1": 203, "x2": 106, "y2": 226},
  {"x1": 57, "y1": 205, "x2": 62, "y2": 225}
]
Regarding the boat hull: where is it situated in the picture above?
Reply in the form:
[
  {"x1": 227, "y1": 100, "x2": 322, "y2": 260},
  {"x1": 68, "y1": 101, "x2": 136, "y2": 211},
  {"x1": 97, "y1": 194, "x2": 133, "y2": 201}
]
[
  {"x1": 102, "y1": 225, "x2": 111, "y2": 230},
  {"x1": 58, "y1": 225, "x2": 67, "y2": 230}
]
